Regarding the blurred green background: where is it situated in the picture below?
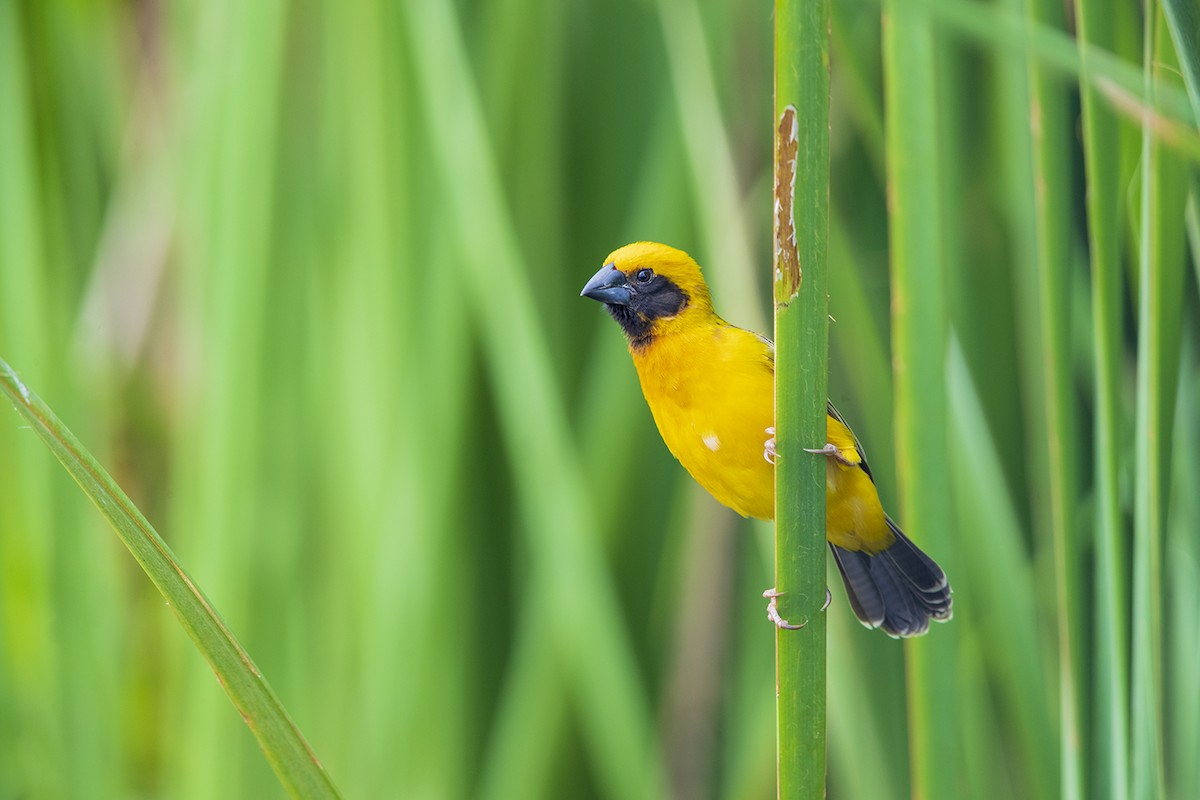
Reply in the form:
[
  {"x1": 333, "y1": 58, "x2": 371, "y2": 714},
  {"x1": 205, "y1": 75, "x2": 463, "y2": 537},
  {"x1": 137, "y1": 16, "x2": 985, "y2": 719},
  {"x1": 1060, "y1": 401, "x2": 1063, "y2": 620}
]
[{"x1": 1, "y1": 0, "x2": 1198, "y2": 798}]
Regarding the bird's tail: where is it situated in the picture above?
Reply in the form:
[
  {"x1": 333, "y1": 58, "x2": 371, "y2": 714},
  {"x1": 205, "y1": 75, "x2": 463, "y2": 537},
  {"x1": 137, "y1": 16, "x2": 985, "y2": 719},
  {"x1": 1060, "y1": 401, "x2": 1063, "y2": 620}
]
[{"x1": 830, "y1": 517, "x2": 952, "y2": 638}]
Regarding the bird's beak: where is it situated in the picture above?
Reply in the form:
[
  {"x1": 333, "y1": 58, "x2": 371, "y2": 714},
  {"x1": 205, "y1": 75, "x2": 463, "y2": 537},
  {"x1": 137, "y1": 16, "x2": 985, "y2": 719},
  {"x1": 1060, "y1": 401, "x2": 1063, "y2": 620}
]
[{"x1": 580, "y1": 263, "x2": 633, "y2": 306}]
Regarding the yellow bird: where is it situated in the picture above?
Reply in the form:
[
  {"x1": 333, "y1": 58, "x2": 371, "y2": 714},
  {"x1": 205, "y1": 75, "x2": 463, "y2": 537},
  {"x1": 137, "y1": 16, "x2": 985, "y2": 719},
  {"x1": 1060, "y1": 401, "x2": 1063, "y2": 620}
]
[{"x1": 581, "y1": 241, "x2": 951, "y2": 637}]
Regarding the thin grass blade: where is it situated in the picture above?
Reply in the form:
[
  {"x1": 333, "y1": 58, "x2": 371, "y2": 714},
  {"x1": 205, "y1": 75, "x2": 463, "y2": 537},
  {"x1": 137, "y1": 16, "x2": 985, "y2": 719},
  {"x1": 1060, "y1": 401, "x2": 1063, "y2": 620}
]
[
  {"x1": 0, "y1": 359, "x2": 341, "y2": 799},
  {"x1": 1162, "y1": 0, "x2": 1200, "y2": 115},
  {"x1": 1021, "y1": 0, "x2": 1086, "y2": 792},
  {"x1": 1075, "y1": 0, "x2": 1132, "y2": 793},
  {"x1": 882, "y1": 1, "x2": 961, "y2": 795},
  {"x1": 1131, "y1": 11, "x2": 1189, "y2": 800}
]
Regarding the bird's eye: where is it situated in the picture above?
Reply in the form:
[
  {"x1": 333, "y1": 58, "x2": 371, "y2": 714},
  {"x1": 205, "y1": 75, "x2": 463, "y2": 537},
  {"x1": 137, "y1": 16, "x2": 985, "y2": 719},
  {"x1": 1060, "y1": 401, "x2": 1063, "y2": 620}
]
[{"x1": 635, "y1": 268, "x2": 654, "y2": 284}]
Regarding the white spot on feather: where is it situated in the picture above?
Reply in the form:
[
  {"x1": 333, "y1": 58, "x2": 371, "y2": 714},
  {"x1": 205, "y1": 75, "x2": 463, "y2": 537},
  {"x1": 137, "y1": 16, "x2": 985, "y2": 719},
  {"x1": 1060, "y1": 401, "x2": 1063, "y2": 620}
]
[{"x1": 702, "y1": 432, "x2": 720, "y2": 452}]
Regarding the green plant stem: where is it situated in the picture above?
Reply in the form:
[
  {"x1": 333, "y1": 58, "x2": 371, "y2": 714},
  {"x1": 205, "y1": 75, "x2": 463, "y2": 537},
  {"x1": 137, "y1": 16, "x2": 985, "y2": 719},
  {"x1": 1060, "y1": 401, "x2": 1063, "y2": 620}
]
[
  {"x1": 0, "y1": 359, "x2": 341, "y2": 800},
  {"x1": 881, "y1": 1, "x2": 960, "y2": 797},
  {"x1": 1132, "y1": 11, "x2": 1188, "y2": 800},
  {"x1": 1022, "y1": 0, "x2": 1084, "y2": 795},
  {"x1": 1074, "y1": 0, "x2": 1130, "y2": 794},
  {"x1": 773, "y1": 0, "x2": 829, "y2": 796}
]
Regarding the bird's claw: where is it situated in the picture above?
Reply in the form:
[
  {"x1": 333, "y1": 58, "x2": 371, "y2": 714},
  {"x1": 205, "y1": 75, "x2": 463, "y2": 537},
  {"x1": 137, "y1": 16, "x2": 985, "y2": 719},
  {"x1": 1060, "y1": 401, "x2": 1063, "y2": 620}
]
[
  {"x1": 763, "y1": 427, "x2": 778, "y2": 465},
  {"x1": 803, "y1": 442, "x2": 856, "y2": 467},
  {"x1": 763, "y1": 588, "x2": 806, "y2": 630},
  {"x1": 769, "y1": 434, "x2": 856, "y2": 468}
]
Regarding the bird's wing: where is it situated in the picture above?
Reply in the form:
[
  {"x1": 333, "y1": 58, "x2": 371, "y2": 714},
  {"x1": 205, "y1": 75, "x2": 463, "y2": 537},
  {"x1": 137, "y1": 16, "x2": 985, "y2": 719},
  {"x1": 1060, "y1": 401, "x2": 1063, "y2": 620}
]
[
  {"x1": 825, "y1": 399, "x2": 874, "y2": 481},
  {"x1": 751, "y1": 329, "x2": 875, "y2": 482}
]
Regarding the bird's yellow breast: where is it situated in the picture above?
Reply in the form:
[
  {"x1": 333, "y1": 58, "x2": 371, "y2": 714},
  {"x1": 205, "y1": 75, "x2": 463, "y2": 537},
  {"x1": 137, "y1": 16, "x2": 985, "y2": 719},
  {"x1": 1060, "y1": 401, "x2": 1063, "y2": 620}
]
[{"x1": 630, "y1": 323, "x2": 776, "y2": 520}]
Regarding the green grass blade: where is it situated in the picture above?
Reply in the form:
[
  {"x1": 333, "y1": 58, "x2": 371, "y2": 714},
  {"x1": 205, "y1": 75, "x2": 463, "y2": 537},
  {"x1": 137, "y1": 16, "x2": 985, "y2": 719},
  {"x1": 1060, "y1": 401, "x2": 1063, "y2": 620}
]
[
  {"x1": 1131, "y1": 11, "x2": 1189, "y2": 800},
  {"x1": 856, "y1": 0, "x2": 1200, "y2": 166},
  {"x1": 656, "y1": 0, "x2": 764, "y2": 329},
  {"x1": 0, "y1": 359, "x2": 341, "y2": 799},
  {"x1": 830, "y1": 3, "x2": 885, "y2": 177},
  {"x1": 475, "y1": 591, "x2": 568, "y2": 800},
  {"x1": 1166, "y1": 340, "x2": 1200, "y2": 800},
  {"x1": 946, "y1": 339, "x2": 1056, "y2": 799},
  {"x1": 1075, "y1": 0, "x2": 1132, "y2": 793},
  {"x1": 825, "y1": 212, "x2": 908, "y2": 799},
  {"x1": 773, "y1": 0, "x2": 830, "y2": 795},
  {"x1": 882, "y1": 1, "x2": 960, "y2": 796},
  {"x1": 1022, "y1": 0, "x2": 1085, "y2": 794},
  {"x1": 401, "y1": 4, "x2": 668, "y2": 796},
  {"x1": 1162, "y1": 0, "x2": 1200, "y2": 115}
]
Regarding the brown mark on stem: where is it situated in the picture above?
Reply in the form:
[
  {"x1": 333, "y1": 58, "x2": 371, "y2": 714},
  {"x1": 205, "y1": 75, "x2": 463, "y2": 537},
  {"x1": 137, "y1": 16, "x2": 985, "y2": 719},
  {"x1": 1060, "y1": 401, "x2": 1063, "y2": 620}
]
[{"x1": 774, "y1": 105, "x2": 800, "y2": 305}]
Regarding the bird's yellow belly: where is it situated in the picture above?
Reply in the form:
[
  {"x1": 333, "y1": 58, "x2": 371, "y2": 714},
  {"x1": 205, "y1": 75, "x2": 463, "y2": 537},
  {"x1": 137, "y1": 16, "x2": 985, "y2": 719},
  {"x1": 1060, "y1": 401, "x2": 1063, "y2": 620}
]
[
  {"x1": 650, "y1": 396, "x2": 776, "y2": 520},
  {"x1": 633, "y1": 328, "x2": 777, "y2": 520}
]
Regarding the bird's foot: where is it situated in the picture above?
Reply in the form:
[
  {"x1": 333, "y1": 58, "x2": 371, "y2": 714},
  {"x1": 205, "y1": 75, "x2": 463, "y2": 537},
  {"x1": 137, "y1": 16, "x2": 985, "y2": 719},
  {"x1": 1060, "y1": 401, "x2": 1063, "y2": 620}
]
[
  {"x1": 762, "y1": 588, "x2": 806, "y2": 630},
  {"x1": 803, "y1": 442, "x2": 856, "y2": 467},
  {"x1": 763, "y1": 427, "x2": 778, "y2": 464},
  {"x1": 821, "y1": 586, "x2": 832, "y2": 611}
]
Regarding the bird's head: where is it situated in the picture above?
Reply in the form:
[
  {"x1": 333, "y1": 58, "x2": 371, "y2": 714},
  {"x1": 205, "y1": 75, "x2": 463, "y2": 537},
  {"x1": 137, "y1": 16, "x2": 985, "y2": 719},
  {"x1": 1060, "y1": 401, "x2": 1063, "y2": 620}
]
[{"x1": 580, "y1": 242, "x2": 714, "y2": 347}]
